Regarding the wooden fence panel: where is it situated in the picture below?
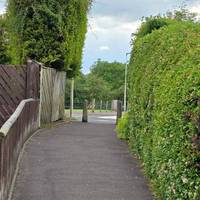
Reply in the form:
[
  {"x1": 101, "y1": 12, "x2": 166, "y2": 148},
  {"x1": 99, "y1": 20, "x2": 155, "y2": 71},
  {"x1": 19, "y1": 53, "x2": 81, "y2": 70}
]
[
  {"x1": 40, "y1": 67, "x2": 55, "y2": 124},
  {"x1": 0, "y1": 65, "x2": 27, "y2": 127},
  {"x1": 40, "y1": 67, "x2": 66, "y2": 124},
  {"x1": 59, "y1": 72, "x2": 66, "y2": 120},
  {"x1": 26, "y1": 62, "x2": 40, "y2": 99},
  {"x1": 52, "y1": 72, "x2": 66, "y2": 122},
  {"x1": 52, "y1": 73, "x2": 61, "y2": 121}
]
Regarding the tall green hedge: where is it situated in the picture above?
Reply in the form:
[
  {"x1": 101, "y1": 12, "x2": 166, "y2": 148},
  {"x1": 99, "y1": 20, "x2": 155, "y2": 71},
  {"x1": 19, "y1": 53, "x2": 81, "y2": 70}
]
[
  {"x1": 6, "y1": 0, "x2": 91, "y2": 77},
  {"x1": 127, "y1": 18, "x2": 200, "y2": 199}
]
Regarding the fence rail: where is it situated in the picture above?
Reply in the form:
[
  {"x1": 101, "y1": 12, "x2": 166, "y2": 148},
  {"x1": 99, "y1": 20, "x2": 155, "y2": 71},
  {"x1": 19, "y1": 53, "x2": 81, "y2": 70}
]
[{"x1": 0, "y1": 99, "x2": 39, "y2": 200}]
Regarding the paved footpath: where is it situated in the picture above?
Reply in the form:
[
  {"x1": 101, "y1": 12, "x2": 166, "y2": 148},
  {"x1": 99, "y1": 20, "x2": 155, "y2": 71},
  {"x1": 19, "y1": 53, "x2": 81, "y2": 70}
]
[{"x1": 12, "y1": 118, "x2": 153, "y2": 200}]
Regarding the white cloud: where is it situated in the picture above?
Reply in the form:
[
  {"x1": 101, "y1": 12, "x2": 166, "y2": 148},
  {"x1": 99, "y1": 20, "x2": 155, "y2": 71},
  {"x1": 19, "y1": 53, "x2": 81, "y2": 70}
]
[
  {"x1": 83, "y1": 15, "x2": 141, "y2": 72},
  {"x1": 99, "y1": 46, "x2": 110, "y2": 51},
  {"x1": 189, "y1": 3, "x2": 200, "y2": 14},
  {"x1": 88, "y1": 15, "x2": 141, "y2": 37},
  {"x1": 0, "y1": 1, "x2": 6, "y2": 15}
]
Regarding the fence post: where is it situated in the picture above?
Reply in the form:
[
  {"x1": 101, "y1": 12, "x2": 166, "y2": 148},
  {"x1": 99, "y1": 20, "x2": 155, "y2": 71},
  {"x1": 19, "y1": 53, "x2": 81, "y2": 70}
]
[
  {"x1": 82, "y1": 100, "x2": 88, "y2": 123},
  {"x1": 116, "y1": 100, "x2": 122, "y2": 124},
  {"x1": 26, "y1": 61, "x2": 32, "y2": 99},
  {"x1": 26, "y1": 60, "x2": 40, "y2": 99}
]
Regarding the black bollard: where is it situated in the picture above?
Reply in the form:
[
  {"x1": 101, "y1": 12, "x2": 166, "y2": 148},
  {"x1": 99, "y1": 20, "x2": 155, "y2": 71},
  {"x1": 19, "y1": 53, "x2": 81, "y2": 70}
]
[{"x1": 82, "y1": 100, "x2": 88, "y2": 123}]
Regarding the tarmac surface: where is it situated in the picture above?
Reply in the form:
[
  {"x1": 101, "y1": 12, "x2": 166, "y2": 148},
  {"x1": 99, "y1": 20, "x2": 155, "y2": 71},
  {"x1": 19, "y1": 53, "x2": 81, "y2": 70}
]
[{"x1": 12, "y1": 112, "x2": 153, "y2": 200}]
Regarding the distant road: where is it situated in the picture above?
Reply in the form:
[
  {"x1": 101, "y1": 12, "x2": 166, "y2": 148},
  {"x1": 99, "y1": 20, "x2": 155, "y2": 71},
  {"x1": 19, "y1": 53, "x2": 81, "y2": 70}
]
[{"x1": 71, "y1": 111, "x2": 117, "y2": 124}]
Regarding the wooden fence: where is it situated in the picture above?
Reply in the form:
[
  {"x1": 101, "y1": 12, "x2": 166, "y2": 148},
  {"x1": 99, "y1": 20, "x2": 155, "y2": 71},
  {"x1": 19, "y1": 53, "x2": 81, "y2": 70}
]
[
  {"x1": 0, "y1": 63, "x2": 40, "y2": 127},
  {"x1": 0, "y1": 65, "x2": 26, "y2": 127},
  {"x1": 0, "y1": 62, "x2": 65, "y2": 126},
  {"x1": 26, "y1": 62, "x2": 40, "y2": 99},
  {"x1": 0, "y1": 62, "x2": 66, "y2": 200},
  {"x1": 40, "y1": 67, "x2": 66, "y2": 124},
  {"x1": 0, "y1": 99, "x2": 39, "y2": 200},
  {"x1": 0, "y1": 62, "x2": 40, "y2": 200}
]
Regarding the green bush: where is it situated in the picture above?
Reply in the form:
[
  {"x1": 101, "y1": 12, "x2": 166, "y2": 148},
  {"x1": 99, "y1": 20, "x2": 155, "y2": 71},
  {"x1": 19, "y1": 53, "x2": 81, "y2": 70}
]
[
  {"x1": 116, "y1": 113, "x2": 130, "y2": 140},
  {"x1": 127, "y1": 18, "x2": 200, "y2": 199}
]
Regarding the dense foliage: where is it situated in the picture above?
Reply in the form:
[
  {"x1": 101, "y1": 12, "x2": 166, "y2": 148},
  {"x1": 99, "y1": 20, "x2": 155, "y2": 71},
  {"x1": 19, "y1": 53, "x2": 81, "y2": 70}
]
[
  {"x1": 136, "y1": 9, "x2": 198, "y2": 38},
  {"x1": 85, "y1": 73, "x2": 111, "y2": 102},
  {"x1": 66, "y1": 73, "x2": 88, "y2": 107},
  {"x1": 124, "y1": 17, "x2": 200, "y2": 199},
  {"x1": 6, "y1": 0, "x2": 92, "y2": 76},
  {"x1": 90, "y1": 60, "x2": 125, "y2": 100}
]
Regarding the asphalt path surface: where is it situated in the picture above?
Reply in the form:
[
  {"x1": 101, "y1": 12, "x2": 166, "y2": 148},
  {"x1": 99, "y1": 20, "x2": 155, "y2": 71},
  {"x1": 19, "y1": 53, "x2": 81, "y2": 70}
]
[{"x1": 12, "y1": 113, "x2": 153, "y2": 200}]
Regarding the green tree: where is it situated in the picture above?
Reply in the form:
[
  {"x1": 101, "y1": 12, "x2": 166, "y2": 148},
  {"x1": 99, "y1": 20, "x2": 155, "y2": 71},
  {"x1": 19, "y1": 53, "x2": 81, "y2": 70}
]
[
  {"x1": 6, "y1": 0, "x2": 92, "y2": 76},
  {"x1": 90, "y1": 60, "x2": 125, "y2": 100},
  {"x1": 65, "y1": 60, "x2": 125, "y2": 108},
  {"x1": 65, "y1": 73, "x2": 111, "y2": 109},
  {"x1": 65, "y1": 73, "x2": 88, "y2": 108},
  {"x1": 85, "y1": 73, "x2": 111, "y2": 102}
]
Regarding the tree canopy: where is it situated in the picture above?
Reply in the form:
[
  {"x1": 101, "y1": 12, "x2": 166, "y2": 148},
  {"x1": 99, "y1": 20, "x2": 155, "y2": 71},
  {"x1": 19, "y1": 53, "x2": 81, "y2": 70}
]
[
  {"x1": 65, "y1": 60, "x2": 126, "y2": 108},
  {"x1": 5, "y1": 0, "x2": 92, "y2": 77},
  {"x1": 90, "y1": 60, "x2": 125, "y2": 100}
]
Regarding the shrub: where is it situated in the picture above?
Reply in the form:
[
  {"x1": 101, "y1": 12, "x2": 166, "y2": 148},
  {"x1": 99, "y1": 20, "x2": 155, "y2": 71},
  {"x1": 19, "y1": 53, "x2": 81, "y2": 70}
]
[
  {"x1": 116, "y1": 113, "x2": 130, "y2": 140},
  {"x1": 127, "y1": 18, "x2": 200, "y2": 199}
]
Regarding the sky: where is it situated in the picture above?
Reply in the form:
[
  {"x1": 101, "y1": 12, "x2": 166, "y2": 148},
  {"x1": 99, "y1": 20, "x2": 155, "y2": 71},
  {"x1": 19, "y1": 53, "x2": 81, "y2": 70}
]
[
  {"x1": 0, "y1": 0, "x2": 200, "y2": 73},
  {"x1": 82, "y1": 0, "x2": 200, "y2": 73}
]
